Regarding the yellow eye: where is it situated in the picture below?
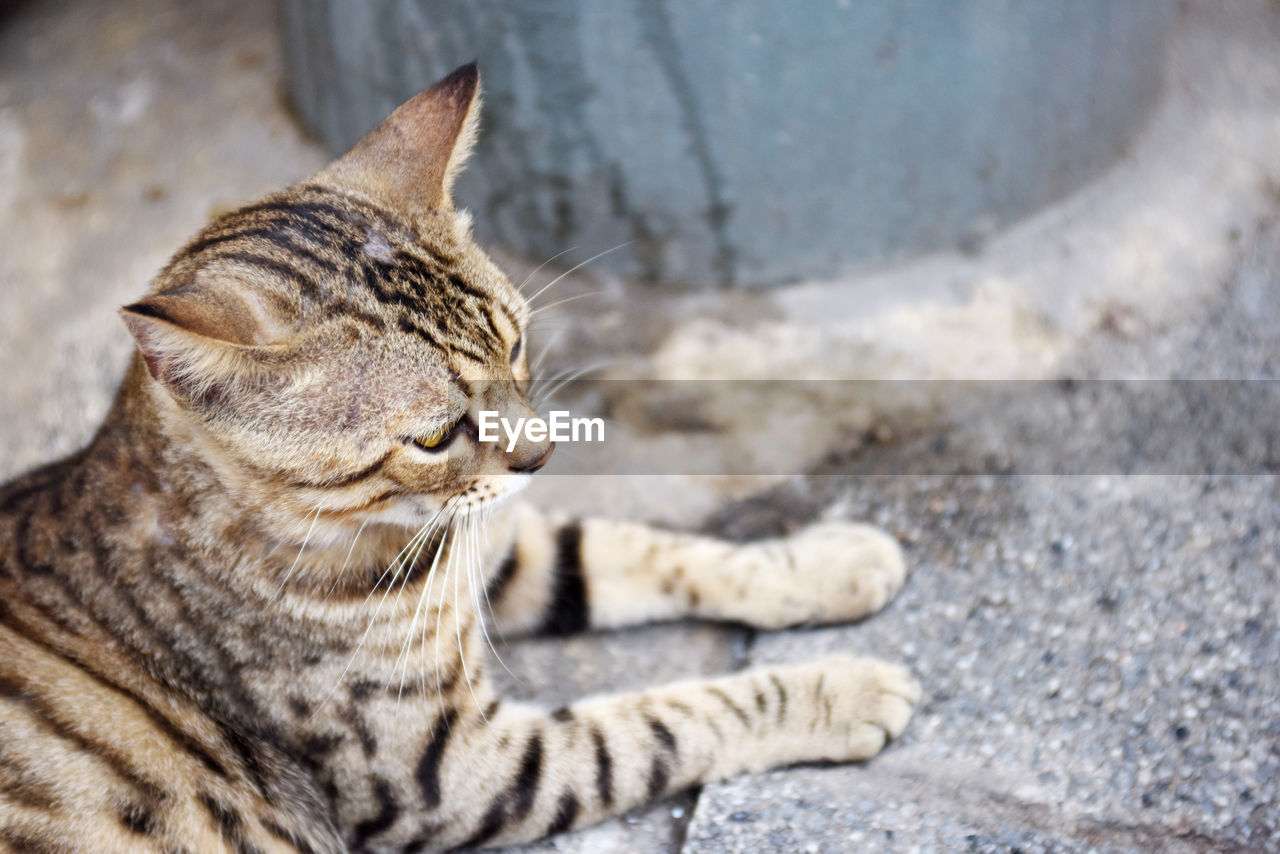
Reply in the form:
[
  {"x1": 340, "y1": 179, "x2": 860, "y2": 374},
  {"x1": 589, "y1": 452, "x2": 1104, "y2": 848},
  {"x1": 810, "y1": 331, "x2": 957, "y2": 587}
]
[
  {"x1": 418, "y1": 427, "x2": 447, "y2": 448},
  {"x1": 413, "y1": 419, "x2": 458, "y2": 451}
]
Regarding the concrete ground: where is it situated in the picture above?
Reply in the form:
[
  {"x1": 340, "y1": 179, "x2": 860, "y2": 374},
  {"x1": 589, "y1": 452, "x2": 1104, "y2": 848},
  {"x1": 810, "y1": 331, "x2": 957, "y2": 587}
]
[{"x1": 0, "y1": 1, "x2": 1277, "y2": 852}]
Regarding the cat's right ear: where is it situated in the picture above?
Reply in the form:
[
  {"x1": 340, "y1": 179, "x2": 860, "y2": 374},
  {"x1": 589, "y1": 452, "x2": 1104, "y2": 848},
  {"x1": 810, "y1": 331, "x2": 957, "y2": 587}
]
[
  {"x1": 120, "y1": 292, "x2": 288, "y2": 407},
  {"x1": 315, "y1": 62, "x2": 482, "y2": 214}
]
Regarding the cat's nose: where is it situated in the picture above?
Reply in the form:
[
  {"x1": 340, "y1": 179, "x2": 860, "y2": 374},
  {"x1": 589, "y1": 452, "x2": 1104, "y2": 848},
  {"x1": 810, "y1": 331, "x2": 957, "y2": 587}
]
[{"x1": 508, "y1": 443, "x2": 554, "y2": 474}]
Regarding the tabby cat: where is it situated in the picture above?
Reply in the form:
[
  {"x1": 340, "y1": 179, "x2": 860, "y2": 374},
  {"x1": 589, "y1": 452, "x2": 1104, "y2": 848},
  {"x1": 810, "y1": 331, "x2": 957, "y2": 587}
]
[{"x1": 0, "y1": 65, "x2": 919, "y2": 853}]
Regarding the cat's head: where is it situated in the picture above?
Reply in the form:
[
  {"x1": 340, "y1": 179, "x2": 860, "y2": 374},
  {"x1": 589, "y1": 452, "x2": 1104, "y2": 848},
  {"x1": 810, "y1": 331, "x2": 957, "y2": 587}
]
[{"x1": 120, "y1": 65, "x2": 548, "y2": 530}]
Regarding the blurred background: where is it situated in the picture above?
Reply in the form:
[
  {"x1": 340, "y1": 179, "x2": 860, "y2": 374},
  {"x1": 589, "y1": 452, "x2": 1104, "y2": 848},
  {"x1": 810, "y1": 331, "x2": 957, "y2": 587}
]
[
  {"x1": 0, "y1": 1, "x2": 1277, "y2": 852},
  {"x1": 281, "y1": 0, "x2": 1173, "y2": 288}
]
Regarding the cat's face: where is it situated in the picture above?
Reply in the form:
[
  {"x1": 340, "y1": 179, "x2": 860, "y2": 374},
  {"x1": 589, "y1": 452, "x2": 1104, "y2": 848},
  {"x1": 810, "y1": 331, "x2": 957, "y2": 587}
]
[{"x1": 120, "y1": 65, "x2": 551, "y2": 529}]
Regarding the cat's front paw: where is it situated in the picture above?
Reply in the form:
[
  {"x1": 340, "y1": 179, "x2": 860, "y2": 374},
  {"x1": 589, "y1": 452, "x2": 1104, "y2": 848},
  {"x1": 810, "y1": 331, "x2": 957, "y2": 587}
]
[
  {"x1": 738, "y1": 521, "x2": 907, "y2": 629},
  {"x1": 748, "y1": 656, "x2": 920, "y2": 771},
  {"x1": 788, "y1": 521, "x2": 907, "y2": 623},
  {"x1": 813, "y1": 656, "x2": 921, "y2": 762}
]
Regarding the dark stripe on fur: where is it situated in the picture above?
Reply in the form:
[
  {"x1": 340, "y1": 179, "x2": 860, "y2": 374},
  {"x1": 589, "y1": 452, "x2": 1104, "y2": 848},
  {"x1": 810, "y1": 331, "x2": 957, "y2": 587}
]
[
  {"x1": 0, "y1": 674, "x2": 166, "y2": 804},
  {"x1": 647, "y1": 715, "x2": 678, "y2": 755},
  {"x1": 446, "y1": 272, "x2": 494, "y2": 306},
  {"x1": 646, "y1": 755, "x2": 671, "y2": 798},
  {"x1": 591, "y1": 726, "x2": 614, "y2": 807},
  {"x1": 229, "y1": 197, "x2": 370, "y2": 232},
  {"x1": 511, "y1": 733, "x2": 544, "y2": 819},
  {"x1": 119, "y1": 800, "x2": 160, "y2": 836},
  {"x1": 199, "y1": 791, "x2": 264, "y2": 854},
  {"x1": 485, "y1": 547, "x2": 520, "y2": 604},
  {"x1": 770, "y1": 674, "x2": 788, "y2": 722},
  {"x1": 183, "y1": 225, "x2": 342, "y2": 277},
  {"x1": 216, "y1": 252, "x2": 321, "y2": 300},
  {"x1": 471, "y1": 299, "x2": 503, "y2": 346},
  {"x1": 298, "y1": 731, "x2": 345, "y2": 768},
  {"x1": 287, "y1": 449, "x2": 393, "y2": 489},
  {"x1": 542, "y1": 522, "x2": 588, "y2": 636},
  {"x1": 363, "y1": 262, "x2": 429, "y2": 314},
  {"x1": 263, "y1": 819, "x2": 320, "y2": 854},
  {"x1": 0, "y1": 608, "x2": 232, "y2": 780},
  {"x1": 0, "y1": 753, "x2": 59, "y2": 810},
  {"x1": 461, "y1": 805, "x2": 507, "y2": 852},
  {"x1": 0, "y1": 828, "x2": 63, "y2": 854},
  {"x1": 548, "y1": 791, "x2": 580, "y2": 836},
  {"x1": 462, "y1": 733, "x2": 545, "y2": 849},
  {"x1": 333, "y1": 301, "x2": 389, "y2": 334},
  {"x1": 400, "y1": 825, "x2": 445, "y2": 854},
  {"x1": 352, "y1": 776, "x2": 401, "y2": 848},
  {"x1": 340, "y1": 704, "x2": 378, "y2": 758},
  {"x1": 494, "y1": 299, "x2": 520, "y2": 330},
  {"x1": 416, "y1": 708, "x2": 458, "y2": 809},
  {"x1": 396, "y1": 316, "x2": 444, "y2": 349},
  {"x1": 0, "y1": 453, "x2": 87, "y2": 515},
  {"x1": 707, "y1": 687, "x2": 752, "y2": 728}
]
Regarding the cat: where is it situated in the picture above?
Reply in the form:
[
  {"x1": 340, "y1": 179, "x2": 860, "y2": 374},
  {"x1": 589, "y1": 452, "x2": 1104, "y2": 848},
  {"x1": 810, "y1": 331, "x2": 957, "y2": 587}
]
[{"x1": 0, "y1": 64, "x2": 919, "y2": 853}]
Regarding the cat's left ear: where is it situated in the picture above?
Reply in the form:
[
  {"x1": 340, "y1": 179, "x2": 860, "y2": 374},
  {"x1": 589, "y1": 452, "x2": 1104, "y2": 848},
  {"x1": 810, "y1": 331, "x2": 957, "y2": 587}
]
[
  {"x1": 316, "y1": 62, "x2": 482, "y2": 214},
  {"x1": 119, "y1": 289, "x2": 291, "y2": 408}
]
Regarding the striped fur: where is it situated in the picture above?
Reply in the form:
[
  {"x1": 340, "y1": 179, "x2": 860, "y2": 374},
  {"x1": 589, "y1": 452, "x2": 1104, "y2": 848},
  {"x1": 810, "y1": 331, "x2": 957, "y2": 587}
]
[{"x1": 0, "y1": 65, "x2": 919, "y2": 852}]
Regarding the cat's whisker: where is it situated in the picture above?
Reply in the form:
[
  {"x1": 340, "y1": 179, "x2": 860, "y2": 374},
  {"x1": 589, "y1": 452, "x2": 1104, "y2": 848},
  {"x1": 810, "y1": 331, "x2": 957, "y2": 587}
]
[
  {"x1": 531, "y1": 354, "x2": 618, "y2": 387},
  {"x1": 530, "y1": 327, "x2": 569, "y2": 378},
  {"x1": 275, "y1": 504, "x2": 323, "y2": 597},
  {"x1": 309, "y1": 507, "x2": 445, "y2": 723},
  {"x1": 358, "y1": 522, "x2": 426, "y2": 609},
  {"x1": 391, "y1": 511, "x2": 442, "y2": 604},
  {"x1": 392, "y1": 504, "x2": 457, "y2": 706},
  {"x1": 524, "y1": 241, "x2": 632, "y2": 307},
  {"x1": 532, "y1": 359, "x2": 617, "y2": 407},
  {"x1": 516, "y1": 246, "x2": 578, "y2": 293},
  {"x1": 360, "y1": 501, "x2": 450, "y2": 609},
  {"x1": 324, "y1": 517, "x2": 371, "y2": 601},
  {"x1": 475, "y1": 511, "x2": 517, "y2": 647},
  {"x1": 429, "y1": 515, "x2": 469, "y2": 724},
  {"x1": 384, "y1": 524, "x2": 438, "y2": 698},
  {"x1": 527, "y1": 290, "x2": 605, "y2": 318},
  {"x1": 525, "y1": 318, "x2": 573, "y2": 338},
  {"x1": 424, "y1": 541, "x2": 449, "y2": 716},
  {"x1": 454, "y1": 514, "x2": 487, "y2": 721},
  {"x1": 391, "y1": 531, "x2": 447, "y2": 719},
  {"x1": 431, "y1": 512, "x2": 461, "y2": 709},
  {"x1": 528, "y1": 360, "x2": 598, "y2": 398},
  {"x1": 467, "y1": 505, "x2": 516, "y2": 684},
  {"x1": 527, "y1": 366, "x2": 577, "y2": 398}
]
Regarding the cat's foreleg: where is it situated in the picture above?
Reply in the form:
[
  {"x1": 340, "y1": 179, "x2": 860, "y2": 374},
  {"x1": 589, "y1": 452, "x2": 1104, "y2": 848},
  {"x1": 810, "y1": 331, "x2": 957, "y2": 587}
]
[
  {"x1": 427, "y1": 656, "x2": 919, "y2": 850},
  {"x1": 483, "y1": 505, "x2": 908, "y2": 636}
]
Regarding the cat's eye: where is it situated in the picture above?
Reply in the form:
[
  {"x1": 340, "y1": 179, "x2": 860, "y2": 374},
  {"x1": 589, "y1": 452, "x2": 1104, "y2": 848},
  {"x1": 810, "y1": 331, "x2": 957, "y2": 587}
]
[
  {"x1": 410, "y1": 418, "x2": 461, "y2": 452},
  {"x1": 416, "y1": 427, "x2": 448, "y2": 449},
  {"x1": 510, "y1": 335, "x2": 523, "y2": 364}
]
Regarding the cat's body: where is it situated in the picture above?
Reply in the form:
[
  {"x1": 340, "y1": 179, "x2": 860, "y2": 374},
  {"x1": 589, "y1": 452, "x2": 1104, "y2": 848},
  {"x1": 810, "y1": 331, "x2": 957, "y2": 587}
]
[{"x1": 0, "y1": 66, "x2": 918, "y2": 853}]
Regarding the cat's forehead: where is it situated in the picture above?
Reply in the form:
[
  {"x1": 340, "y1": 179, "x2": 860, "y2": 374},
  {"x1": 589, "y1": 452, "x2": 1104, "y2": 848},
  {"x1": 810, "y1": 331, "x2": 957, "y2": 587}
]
[{"x1": 166, "y1": 184, "x2": 526, "y2": 360}]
